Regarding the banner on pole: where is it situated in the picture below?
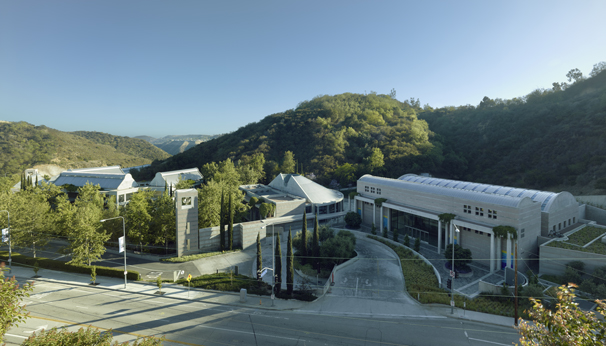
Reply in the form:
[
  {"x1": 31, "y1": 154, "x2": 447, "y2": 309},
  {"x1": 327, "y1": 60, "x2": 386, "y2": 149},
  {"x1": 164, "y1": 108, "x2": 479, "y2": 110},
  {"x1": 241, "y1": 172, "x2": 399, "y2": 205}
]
[
  {"x1": 1, "y1": 228, "x2": 7, "y2": 243},
  {"x1": 119, "y1": 236, "x2": 125, "y2": 253}
]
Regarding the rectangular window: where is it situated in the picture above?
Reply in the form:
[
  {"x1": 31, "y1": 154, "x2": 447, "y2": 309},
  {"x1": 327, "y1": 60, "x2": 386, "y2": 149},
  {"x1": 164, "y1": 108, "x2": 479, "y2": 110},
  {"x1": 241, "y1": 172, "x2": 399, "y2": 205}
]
[
  {"x1": 521, "y1": 228, "x2": 525, "y2": 238},
  {"x1": 365, "y1": 186, "x2": 369, "y2": 192},
  {"x1": 181, "y1": 196, "x2": 193, "y2": 209},
  {"x1": 329, "y1": 204, "x2": 335, "y2": 213},
  {"x1": 186, "y1": 239, "x2": 190, "y2": 251},
  {"x1": 370, "y1": 187, "x2": 376, "y2": 193},
  {"x1": 573, "y1": 217, "x2": 576, "y2": 223},
  {"x1": 185, "y1": 222, "x2": 190, "y2": 235},
  {"x1": 305, "y1": 205, "x2": 312, "y2": 213},
  {"x1": 377, "y1": 188, "x2": 381, "y2": 195},
  {"x1": 119, "y1": 195, "x2": 125, "y2": 203}
]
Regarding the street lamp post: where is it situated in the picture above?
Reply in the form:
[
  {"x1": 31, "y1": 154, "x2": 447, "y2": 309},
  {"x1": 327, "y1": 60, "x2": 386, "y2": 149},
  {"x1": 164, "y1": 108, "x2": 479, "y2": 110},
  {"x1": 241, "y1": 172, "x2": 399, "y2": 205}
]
[
  {"x1": 451, "y1": 224, "x2": 460, "y2": 314},
  {"x1": 1, "y1": 210, "x2": 10, "y2": 272},
  {"x1": 100, "y1": 216, "x2": 127, "y2": 289}
]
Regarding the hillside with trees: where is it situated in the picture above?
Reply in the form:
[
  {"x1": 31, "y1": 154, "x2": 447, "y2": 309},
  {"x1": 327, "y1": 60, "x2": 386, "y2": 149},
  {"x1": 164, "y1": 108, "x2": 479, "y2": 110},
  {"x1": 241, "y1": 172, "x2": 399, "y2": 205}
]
[
  {"x1": 134, "y1": 92, "x2": 463, "y2": 185},
  {"x1": 0, "y1": 122, "x2": 171, "y2": 180},
  {"x1": 419, "y1": 62, "x2": 606, "y2": 193}
]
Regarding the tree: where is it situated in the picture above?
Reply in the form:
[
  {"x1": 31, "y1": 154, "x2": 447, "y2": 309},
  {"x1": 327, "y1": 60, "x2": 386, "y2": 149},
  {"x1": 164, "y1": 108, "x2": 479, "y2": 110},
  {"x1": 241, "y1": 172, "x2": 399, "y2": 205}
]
[
  {"x1": 344, "y1": 211, "x2": 362, "y2": 228},
  {"x1": 174, "y1": 177, "x2": 194, "y2": 189},
  {"x1": 90, "y1": 266, "x2": 97, "y2": 285},
  {"x1": 275, "y1": 231, "x2": 282, "y2": 294},
  {"x1": 281, "y1": 151, "x2": 296, "y2": 174},
  {"x1": 517, "y1": 284, "x2": 606, "y2": 345},
  {"x1": 566, "y1": 68, "x2": 584, "y2": 83},
  {"x1": 64, "y1": 183, "x2": 110, "y2": 266},
  {"x1": 3, "y1": 188, "x2": 52, "y2": 255},
  {"x1": 444, "y1": 244, "x2": 472, "y2": 270},
  {"x1": 0, "y1": 262, "x2": 34, "y2": 343},
  {"x1": 228, "y1": 193, "x2": 234, "y2": 250},
  {"x1": 334, "y1": 163, "x2": 356, "y2": 187},
  {"x1": 313, "y1": 214, "x2": 320, "y2": 272},
  {"x1": 124, "y1": 189, "x2": 154, "y2": 253},
  {"x1": 301, "y1": 210, "x2": 308, "y2": 263},
  {"x1": 259, "y1": 202, "x2": 271, "y2": 219},
  {"x1": 590, "y1": 61, "x2": 606, "y2": 77},
  {"x1": 393, "y1": 228, "x2": 399, "y2": 242},
  {"x1": 287, "y1": 229, "x2": 294, "y2": 295},
  {"x1": 219, "y1": 191, "x2": 225, "y2": 251},
  {"x1": 403, "y1": 234, "x2": 410, "y2": 247},
  {"x1": 256, "y1": 233, "x2": 262, "y2": 280},
  {"x1": 364, "y1": 148, "x2": 385, "y2": 174},
  {"x1": 149, "y1": 190, "x2": 175, "y2": 254}
]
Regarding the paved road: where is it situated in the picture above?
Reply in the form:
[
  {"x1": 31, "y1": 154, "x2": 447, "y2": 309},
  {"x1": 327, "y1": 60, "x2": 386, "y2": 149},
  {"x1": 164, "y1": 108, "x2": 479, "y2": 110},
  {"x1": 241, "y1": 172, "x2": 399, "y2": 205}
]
[{"x1": 5, "y1": 278, "x2": 521, "y2": 346}]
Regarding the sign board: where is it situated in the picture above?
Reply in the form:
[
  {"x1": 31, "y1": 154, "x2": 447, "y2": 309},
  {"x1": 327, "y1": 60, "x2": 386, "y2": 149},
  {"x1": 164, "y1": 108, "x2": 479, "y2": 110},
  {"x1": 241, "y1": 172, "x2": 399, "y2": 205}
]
[
  {"x1": 1, "y1": 228, "x2": 7, "y2": 243},
  {"x1": 450, "y1": 270, "x2": 455, "y2": 278},
  {"x1": 451, "y1": 300, "x2": 455, "y2": 307},
  {"x1": 118, "y1": 236, "x2": 125, "y2": 253},
  {"x1": 261, "y1": 269, "x2": 267, "y2": 278}
]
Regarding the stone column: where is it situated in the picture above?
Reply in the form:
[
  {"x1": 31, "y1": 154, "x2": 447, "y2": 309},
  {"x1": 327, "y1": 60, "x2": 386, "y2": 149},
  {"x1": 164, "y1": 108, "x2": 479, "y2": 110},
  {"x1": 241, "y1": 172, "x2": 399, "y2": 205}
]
[
  {"x1": 506, "y1": 233, "x2": 512, "y2": 269},
  {"x1": 437, "y1": 220, "x2": 442, "y2": 254},
  {"x1": 490, "y1": 232, "x2": 495, "y2": 272}
]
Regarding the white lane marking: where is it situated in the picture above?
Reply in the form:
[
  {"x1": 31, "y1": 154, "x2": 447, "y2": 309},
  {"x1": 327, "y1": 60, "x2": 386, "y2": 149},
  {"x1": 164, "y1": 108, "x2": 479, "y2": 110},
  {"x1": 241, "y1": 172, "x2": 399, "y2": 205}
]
[
  {"x1": 5, "y1": 333, "x2": 27, "y2": 339},
  {"x1": 468, "y1": 338, "x2": 513, "y2": 346},
  {"x1": 194, "y1": 324, "x2": 307, "y2": 343},
  {"x1": 25, "y1": 325, "x2": 48, "y2": 334}
]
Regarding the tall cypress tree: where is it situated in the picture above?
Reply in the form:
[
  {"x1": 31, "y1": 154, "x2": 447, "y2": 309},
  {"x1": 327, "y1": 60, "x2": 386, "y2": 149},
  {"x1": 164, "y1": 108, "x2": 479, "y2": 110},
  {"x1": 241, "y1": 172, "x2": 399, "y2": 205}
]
[
  {"x1": 219, "y1": 191, "x2": 225, "y2": 251},
  {"x1": 301, "y1": 209, "x2": 308, "y2": 264},
  {"x1": 313, "y1": 213, "x2": 320, "y2": 272},
  {"x1": 287, "y1": 228, "x2": 294, "y2": 295},
  {"x1": 228, "y1": 193, "x2": 234, "y2": 250},
  {"x1": 256, "y1": 232, "x2": 262, "y2": 281},
  {"x1": 275, "y1": 231, "x2": 282, "y2": 294}
]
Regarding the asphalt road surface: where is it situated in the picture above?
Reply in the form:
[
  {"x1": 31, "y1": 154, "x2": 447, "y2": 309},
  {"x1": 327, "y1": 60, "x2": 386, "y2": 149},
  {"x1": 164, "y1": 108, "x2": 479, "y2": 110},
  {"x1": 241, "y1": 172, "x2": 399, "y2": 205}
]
[{"x1": 5, "y1": 279, "x2": 521, "y2": 346}]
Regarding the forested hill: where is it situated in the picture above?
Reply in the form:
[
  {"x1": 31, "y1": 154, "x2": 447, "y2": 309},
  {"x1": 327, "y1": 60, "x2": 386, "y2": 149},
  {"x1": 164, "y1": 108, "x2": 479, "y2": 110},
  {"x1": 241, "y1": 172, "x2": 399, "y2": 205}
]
[
  {"x1": 134, "y1": 93, "x2": 463, "y2": 184},
  {"x1": 0, "y1": 122, "x2": 171, "y2": 178},
  {"x1": 419, "y1": 67, "x2": 606, "y2": 194}
]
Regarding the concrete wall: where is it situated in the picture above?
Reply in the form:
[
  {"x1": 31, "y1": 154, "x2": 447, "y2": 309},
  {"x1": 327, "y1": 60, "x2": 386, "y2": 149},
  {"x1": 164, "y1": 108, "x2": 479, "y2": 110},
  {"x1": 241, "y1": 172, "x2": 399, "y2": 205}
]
[
  {"x1": 575, "y1": 195, "x2": 606, "y2": 207},
  {"x1": 584, "y1": 205, "x2": 606, "y2": 226},
  {"x1": 175, "y1": 189, "x2": 199, "y2": 257},
  {"x1": 275, "y1": 199, "x2": 305, "y2": 218},
  {"x1": 539, "y1": 241, "x2": 606, "y2": 276}
]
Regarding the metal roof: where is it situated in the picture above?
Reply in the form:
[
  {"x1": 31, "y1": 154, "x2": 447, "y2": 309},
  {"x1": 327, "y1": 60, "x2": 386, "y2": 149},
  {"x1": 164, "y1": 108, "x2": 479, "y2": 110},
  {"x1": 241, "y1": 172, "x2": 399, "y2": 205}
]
[
  {"x1": 269, "y1": 174, "x2": 343, "y2": 204},
  {"x1": 396, "y1": 174, "x2": 559, "y2": 211},
  {"x1": 149, "y1": 168, "x2": 203, "y2": 187},
  {"x1": 361, "y1": 175, "x2": 527, "y2": 208},
  {"x1": 68, "y1": 166, "x2": 125, "y2": 174},
  {"x1": 53, "y1": 172, "x2": 137, "y2": 190}
]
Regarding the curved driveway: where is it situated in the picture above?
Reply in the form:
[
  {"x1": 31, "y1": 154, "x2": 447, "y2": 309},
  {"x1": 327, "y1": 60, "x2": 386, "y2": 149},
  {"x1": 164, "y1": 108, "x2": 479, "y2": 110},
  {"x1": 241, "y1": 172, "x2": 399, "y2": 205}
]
[{"x1": 301, "y1": 231, "x2": 441, "y2": 319}]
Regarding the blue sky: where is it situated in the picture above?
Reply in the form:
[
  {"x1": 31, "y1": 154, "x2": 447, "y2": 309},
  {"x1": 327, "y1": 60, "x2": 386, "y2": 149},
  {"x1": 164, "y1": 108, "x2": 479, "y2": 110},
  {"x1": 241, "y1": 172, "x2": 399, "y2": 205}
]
[{"x1": 1, "y1": 1, "x2": 605, "y2": 138}]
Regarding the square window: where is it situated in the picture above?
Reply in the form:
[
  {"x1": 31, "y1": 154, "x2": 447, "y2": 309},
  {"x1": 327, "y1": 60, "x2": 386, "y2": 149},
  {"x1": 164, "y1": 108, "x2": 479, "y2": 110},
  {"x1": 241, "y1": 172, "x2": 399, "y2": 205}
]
[{"x1": 181, "y1": 196, "x2": 193, "y2": 209}]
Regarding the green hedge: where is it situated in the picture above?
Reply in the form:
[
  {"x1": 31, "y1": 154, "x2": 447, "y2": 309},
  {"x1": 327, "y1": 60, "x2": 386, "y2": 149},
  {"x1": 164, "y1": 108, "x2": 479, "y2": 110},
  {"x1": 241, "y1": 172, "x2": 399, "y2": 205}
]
[
  {"x1": 0, "y1": 251, "x2": 140, "y2": 281},
  {"x1": 160, "y1": 249, "x2": 241, "y2": 263}
]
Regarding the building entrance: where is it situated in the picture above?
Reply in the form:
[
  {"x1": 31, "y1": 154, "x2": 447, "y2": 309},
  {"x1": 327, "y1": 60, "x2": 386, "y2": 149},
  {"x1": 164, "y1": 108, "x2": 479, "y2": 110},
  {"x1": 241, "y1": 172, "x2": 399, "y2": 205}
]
[{"x1": 390, "y1": 209, "x2": 438, "y2": 247}]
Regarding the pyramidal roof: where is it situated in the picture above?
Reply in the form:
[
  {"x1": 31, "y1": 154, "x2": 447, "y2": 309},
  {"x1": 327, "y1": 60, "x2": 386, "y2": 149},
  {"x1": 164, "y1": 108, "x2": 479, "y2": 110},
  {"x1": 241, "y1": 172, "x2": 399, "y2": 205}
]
[{"x1": 269, "y1": 174, "x2": 343, "y2": 204}]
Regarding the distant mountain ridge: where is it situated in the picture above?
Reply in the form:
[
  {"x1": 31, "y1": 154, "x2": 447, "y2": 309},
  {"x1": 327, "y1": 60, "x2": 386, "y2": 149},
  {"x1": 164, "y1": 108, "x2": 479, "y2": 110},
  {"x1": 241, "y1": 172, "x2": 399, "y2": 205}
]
[
  {"x1": 0, "y1": 122, "x2": 171, "y2": 178},
  {"x1": 134, "y1": 134, "x2": 221, "y2": 155}
]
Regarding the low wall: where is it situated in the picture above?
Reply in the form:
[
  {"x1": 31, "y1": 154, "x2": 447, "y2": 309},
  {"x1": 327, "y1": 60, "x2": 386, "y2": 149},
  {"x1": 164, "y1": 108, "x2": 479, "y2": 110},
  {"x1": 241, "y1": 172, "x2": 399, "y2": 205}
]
[
  {"x1": 478, "y1": 277, "x2": 528, "y2": 295},
  {"x1": 584, "y1": 205, "x2": 606, "y2": 226},
  {"x1": 540, "y1": 240, "x2": 606, "y2": 276}
]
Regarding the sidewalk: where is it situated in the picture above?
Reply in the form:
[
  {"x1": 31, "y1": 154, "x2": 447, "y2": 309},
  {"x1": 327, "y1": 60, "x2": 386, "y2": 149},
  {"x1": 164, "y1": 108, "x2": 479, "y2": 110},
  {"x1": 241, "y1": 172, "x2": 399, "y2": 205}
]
[{"x1": 3, "y1": 263, "x2": 310, "y2": 312}]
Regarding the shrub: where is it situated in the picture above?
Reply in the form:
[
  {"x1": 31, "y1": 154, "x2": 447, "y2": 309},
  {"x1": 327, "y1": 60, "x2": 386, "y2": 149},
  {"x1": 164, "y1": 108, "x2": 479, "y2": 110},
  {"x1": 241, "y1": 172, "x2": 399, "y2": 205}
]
[
  {"x1": 443, "y1": 244, "x2": 472, "y2": 270},
  {"x1": 392, "y1": 228, "x2": 399, "y2": 242},
  {"x1": 562, "y1": 266, "x2": 581, "y2": 285},
  {"x1": 414, "y1": 237, "x2": 421, "y2": 252},
  {"x1": 344, "y1": 212, "x2": 362, "y2": 228},
  {"x1": 403, "y1": 234, "x2": 410, "y2": 247},
  {"x1": 22, "y1": 326, "x2": 164, "y2": 345},
  {"x1": 371, "y1": 223, "x2": 377, "y2": 235},
  {"x1": 0, "y1": 251, "x2": 140, "y2": 281}
]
